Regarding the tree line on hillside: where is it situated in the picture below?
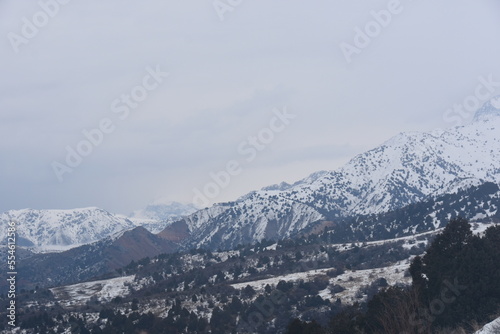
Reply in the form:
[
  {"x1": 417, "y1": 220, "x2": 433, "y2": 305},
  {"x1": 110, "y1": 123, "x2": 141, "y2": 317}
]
[
  {"x1": 0, "y1": 232, "x2": 416, "y2": 333},
  {"x1": 1, "y1": 218, "x2": 497, "y2": 333},
  {"x1": 287, "y1": 218, "x2": 500, "y2": 333}
]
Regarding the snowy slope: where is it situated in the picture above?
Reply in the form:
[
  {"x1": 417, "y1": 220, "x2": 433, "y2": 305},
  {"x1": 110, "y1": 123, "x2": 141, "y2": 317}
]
[
  {"x1": 163, "y1": 97, "x2": 500, "y2": 250},
  {"x1": 264, "y1": 97, "x2": 500, "y2": 217},
  {"x1": 176, "y1": 198, "x2": 324, "y2": 250},
  {"x1": 0, "y1": 207, "x2": 136, "y2": 252},
  {"x1": 475, "y1": 317, "x2": 500, "y2": 334}
]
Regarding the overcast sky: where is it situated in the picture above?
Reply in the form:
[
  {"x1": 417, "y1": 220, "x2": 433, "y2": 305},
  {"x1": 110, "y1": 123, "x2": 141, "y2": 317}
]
[{"x1": 1, "y1": 0, "x2": 500, "y2": 214}]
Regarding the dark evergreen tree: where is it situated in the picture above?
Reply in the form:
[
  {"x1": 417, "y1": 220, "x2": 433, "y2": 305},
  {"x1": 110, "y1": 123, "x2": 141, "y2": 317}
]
[{"x1": 285, "y1": 318, "x2": 324, "y2": 334}]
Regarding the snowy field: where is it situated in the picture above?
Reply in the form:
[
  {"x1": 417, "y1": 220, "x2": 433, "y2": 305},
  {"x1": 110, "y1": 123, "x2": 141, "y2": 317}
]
[
  {"x1": 231, "y1": 259, "x2": 412, "y2": 304},
  {"x1": 50, "y1": 275, "x2": 135, "y2": 308},
  {"x1": 327, "y1": 260, "x2": 412, "y2": 303}
]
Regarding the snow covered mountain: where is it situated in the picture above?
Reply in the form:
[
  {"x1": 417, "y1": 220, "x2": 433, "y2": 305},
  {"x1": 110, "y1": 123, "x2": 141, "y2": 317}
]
[
  {"x1": 127, "y1": 200, "x2": 198, "y2": 233},
  {"x1": 0, "y1": 201, "x2": 198, "y2": 252},
  {"x1": 161, "y1": 97, "x2": 500, "y2": 250},
  {"x1": 0, "y1": 207, "x2": 137, "y2": 252},
  {"x1": 6, "y1": 98, "x2": 500, "y2": 253},
  {"x1": 129, "y1": 199, "x2": 198, "y2": 221}
]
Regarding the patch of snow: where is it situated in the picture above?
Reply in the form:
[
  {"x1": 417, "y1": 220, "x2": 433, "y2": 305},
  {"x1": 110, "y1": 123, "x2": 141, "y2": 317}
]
[
  {"x1": 50, "y1": 275, "x2": 135, "y2": 308},
  {"x1": 475, "y1": 316, "x2": 500, "y2": 334}
]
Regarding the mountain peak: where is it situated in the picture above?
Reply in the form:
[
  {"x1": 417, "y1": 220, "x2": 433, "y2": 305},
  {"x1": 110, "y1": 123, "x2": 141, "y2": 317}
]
[
  {"x1": 129, "y1": 200, "x2": 198, "y2": 221},
  {"x1": 473, "y1": 96, "x2": 500, "y2": 122},
  {"x1": 261, "y1": 181, "x2": 292, "y2": 191}
]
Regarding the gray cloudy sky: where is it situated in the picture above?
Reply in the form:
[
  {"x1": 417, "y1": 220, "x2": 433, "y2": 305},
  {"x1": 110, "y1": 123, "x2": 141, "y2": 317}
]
[{"x1": 1, "y1": 0, "x2": 500, "y2": 214}]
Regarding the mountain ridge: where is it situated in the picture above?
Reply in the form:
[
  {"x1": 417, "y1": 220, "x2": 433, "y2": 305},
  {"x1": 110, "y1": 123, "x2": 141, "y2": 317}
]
[
  {"x1": 158, "y1": 98, "x2": 500, "y2": 250},
  {"x1": 4, "y1": 98, "x2": 500, "y2": 253},
  {"x1": 0, "y1": 207, "x2": 136, "y2": 252}
]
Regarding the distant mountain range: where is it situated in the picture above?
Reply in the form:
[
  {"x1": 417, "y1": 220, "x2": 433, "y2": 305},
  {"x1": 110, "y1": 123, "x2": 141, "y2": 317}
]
[
  {"x1": 14, "y1": 180, "x2": 499, "y2": 291},
  {"x1": 0, "y1": 207, "x2": 136, "y2": 252},
  {"x1": 6, "y1": 97, "x2": 500, "y2": 291},
  {"x1": 3, "y1": 97, "x2": 500, "y2": 289},
  {"x1": 0, "y1": 201, "x2": 197, "y2": 252}
]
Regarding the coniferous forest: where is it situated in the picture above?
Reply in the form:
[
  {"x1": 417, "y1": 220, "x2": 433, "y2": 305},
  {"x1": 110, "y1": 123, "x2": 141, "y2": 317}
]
[
  {"x1": 1, "y1": 218, "x2": 499, "y2": 333},
  {"x1": 286, "y1": 218, "x2": 500, "y2": 334}
]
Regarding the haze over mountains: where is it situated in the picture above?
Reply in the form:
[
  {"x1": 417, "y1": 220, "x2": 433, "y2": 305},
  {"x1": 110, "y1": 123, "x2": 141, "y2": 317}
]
[
  {"x1": 126, "y1": 199, "x2": 198, "y2": 233},
  {"x1": 128, "y1": 199, "x2": 198, "y2": 222},
  {"x1": 2, "y1": 99, "x2": 500, "y2": 334},
  {"x1": 2, "y1": 98, "x2": 500, "y2": 253}
]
